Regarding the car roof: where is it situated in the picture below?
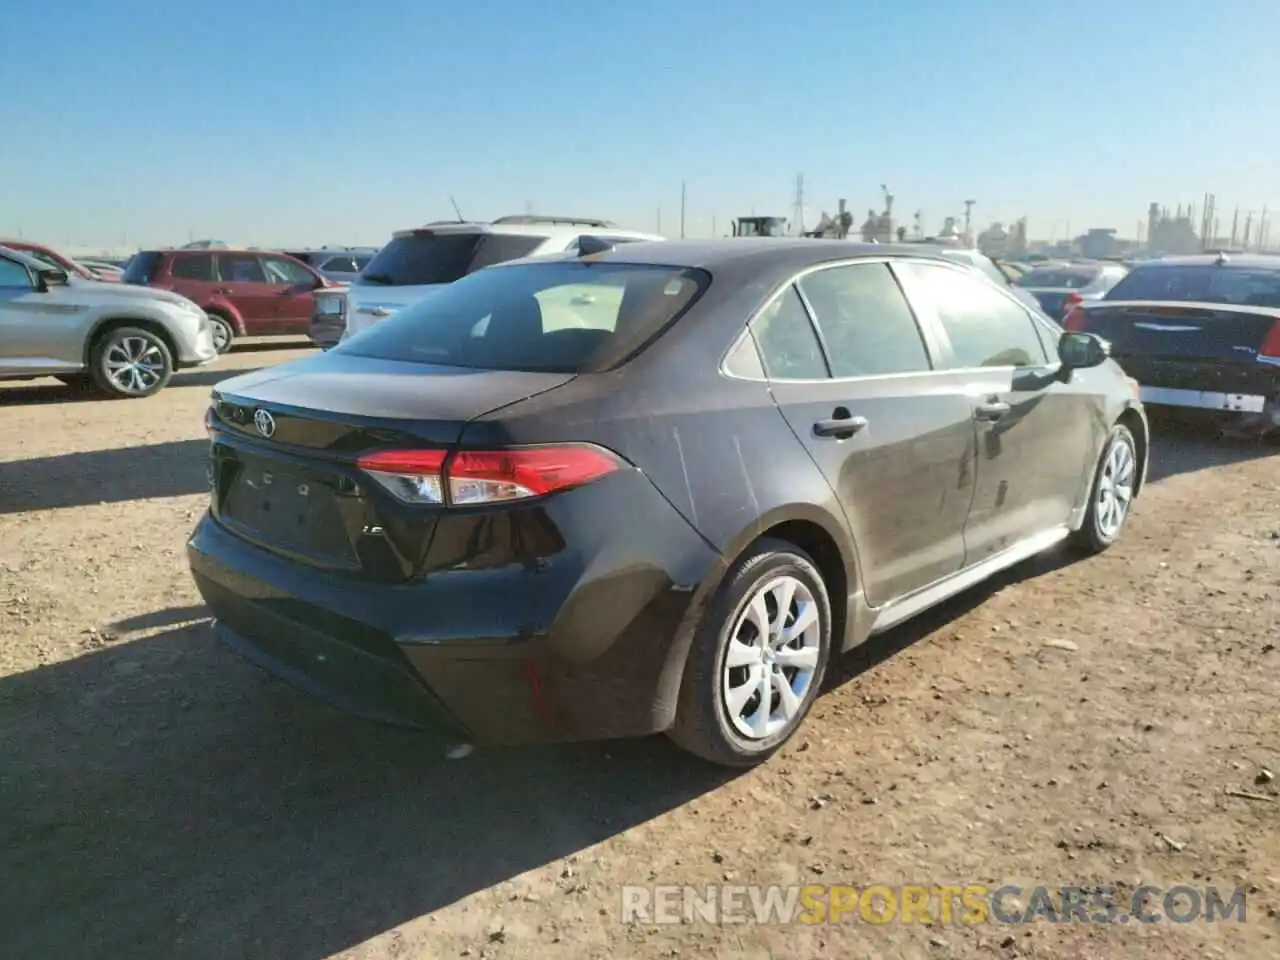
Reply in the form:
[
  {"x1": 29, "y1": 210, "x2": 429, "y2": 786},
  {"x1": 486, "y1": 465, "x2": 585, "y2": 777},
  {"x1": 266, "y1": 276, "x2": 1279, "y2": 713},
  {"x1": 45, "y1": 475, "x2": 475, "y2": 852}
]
[
  {"x1": 389, "y1": 221, "x2": 664, "y2": 242},
  {"x1": 1129, "y1": 253, "x2": 1280, "y2": 269},
  {"x1": 557, "y1": 238, "x2": 965, "y2": 272}
]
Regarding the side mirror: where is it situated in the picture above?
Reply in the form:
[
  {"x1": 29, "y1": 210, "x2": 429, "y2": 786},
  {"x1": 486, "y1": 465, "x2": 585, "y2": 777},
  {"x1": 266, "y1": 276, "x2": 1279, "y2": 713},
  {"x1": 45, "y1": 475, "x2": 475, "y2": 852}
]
[
  {"x1": 1058, "y1": 331, "x2": 1109, "y2": 371},
  {"x1": 35, "y1": 267, "x2": 69, "y2": 292}
]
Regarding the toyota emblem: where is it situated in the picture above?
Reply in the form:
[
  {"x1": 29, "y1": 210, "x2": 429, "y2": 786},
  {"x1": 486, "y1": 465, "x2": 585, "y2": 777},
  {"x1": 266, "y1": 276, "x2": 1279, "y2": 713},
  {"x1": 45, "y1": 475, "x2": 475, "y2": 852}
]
[{"x1": 253, "y1": 408, "x2": 276, "y2": 438}]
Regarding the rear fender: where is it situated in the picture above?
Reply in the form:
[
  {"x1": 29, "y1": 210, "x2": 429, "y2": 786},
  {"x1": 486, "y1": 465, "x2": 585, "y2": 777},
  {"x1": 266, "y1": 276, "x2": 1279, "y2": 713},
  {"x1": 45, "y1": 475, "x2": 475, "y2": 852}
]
[{"x1": 651, "y1": 502, "x2": 861, "y2": 731}]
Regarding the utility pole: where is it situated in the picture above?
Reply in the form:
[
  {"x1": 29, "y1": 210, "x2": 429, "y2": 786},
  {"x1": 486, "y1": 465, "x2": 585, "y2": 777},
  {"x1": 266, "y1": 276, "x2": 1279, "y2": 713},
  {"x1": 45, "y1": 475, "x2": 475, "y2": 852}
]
[
  {"x1": 1243, "y1": 211, "x2": 1254, "y2": 250},
  {"x1": 792, "y1": 173, "x2": 806, "y2": 236},
  {"x1": 1230, "y1": 207, "x2": 1240, "y2": 247},
  {"x1": 680, "y1": 181, "x2": 687, "y2": 239},
  {"x1": 963, "y1": 200, "x2": 975, "y2": 246}
]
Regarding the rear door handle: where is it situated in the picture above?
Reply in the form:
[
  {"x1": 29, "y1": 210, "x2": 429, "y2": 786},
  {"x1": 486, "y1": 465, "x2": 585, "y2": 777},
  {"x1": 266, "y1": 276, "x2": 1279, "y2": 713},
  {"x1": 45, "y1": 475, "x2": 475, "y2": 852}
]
[
  {"x1": 813, "y1": 414, "x2": 868, "y2": 439},
  {"x1": 974, "y1": 400, "x2": 1011, "y2": 422},
  {"x1": 213, "y1": 287, "x2": 232, "y2": 295}
]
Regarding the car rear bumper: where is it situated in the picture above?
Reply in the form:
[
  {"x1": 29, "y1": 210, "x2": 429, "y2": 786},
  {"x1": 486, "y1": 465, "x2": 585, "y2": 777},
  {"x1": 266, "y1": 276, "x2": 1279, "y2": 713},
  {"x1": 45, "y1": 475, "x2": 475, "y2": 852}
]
[
  {"x1": 308, "y1": 313, "x2": 345, "y2": 349},
  {"x1": 1117, "y1": 355, "x2": 1279, "y2": 421},
  {"x1": 186, "y1": 479, "x2": 720, "y2": 744},
  {"x1": 175, "y1": 317, "x2": 219, "y2": 367}
]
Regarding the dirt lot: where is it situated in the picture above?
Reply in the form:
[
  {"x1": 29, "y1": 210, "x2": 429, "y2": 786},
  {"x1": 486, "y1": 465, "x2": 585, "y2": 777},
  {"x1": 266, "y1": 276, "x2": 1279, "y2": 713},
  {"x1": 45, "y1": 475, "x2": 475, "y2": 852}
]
[{"x1": 2, "y1": 341, "x2": 1278, "y2": 960}]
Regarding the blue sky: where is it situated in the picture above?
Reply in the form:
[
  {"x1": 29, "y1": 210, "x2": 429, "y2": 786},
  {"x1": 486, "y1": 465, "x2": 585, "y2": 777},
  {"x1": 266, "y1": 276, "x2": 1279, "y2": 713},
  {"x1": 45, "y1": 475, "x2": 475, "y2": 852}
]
[{"x1": 2, "y1": 0, "x2": 1277, "y2": 249}]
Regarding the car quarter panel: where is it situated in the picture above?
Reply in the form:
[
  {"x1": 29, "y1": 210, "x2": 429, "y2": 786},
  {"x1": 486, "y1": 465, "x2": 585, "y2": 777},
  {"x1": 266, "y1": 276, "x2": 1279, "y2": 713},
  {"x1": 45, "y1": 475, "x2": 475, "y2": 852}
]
[{"x1": 459, "y1": 267, "x2": 862, "y2": 642}]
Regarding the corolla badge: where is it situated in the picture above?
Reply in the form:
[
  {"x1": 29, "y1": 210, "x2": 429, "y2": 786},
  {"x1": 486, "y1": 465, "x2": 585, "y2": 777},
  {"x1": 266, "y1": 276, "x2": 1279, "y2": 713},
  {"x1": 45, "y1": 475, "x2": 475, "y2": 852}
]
[{"x1": 253, "y1": 408, "x2": 276, "y2": 438}]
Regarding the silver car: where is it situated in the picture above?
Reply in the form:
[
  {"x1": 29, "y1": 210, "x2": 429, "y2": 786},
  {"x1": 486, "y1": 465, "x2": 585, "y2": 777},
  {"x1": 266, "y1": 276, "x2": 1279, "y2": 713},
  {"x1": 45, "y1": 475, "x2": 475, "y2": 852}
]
[
  {"x1": 1015, "y1": 261, "x2": 1129, "y2": 320},
  {"x1": 0, "y1": 245, "x2": 218, "y2": 398}
]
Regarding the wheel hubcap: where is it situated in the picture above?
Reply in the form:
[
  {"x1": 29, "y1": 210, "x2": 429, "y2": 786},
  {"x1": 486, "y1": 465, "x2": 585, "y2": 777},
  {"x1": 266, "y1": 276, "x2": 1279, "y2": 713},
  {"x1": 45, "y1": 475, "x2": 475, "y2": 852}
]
[
  {"x1": 1096, "y1": 436, "x2": 1135, "y2": 538},
  {"x1": 211, "y1": 320, "x2": 230, "y2": 351},
  {"x1": 721, "y1": 575, "x2": 821, "y2": 740},
  {"x1": 105, "y1": 336, "x2": 165, "y2": 394}
]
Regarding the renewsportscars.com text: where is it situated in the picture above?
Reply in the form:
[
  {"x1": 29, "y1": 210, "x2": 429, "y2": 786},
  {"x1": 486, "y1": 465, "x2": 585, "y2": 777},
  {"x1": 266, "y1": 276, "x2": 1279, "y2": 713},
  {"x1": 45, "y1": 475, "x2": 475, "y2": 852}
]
[{"x1": 621, "y1": 883, "x2": 1248, "y2": 926}]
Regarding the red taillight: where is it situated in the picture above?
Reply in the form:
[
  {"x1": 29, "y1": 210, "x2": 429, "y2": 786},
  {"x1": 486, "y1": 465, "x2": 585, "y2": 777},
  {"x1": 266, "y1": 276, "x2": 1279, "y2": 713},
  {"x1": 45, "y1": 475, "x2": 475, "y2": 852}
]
[
  {"x1": 356, "y1": 445, "x2": 621, "y2": 505},
  {"x1": 1260, "y1": 319, "x2": 1280, "y2": 361},
  {"x1": 1063, "y1": 305, "x2": 1086, "y2": 331}
]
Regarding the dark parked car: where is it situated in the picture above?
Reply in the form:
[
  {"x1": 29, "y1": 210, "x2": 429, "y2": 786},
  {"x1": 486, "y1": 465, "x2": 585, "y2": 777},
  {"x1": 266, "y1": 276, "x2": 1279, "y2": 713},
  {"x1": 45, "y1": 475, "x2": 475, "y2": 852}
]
[
  {"x1": 189, "y1": 240, "x2": 1148, "y2": 766},
  {"x1": 1066, "y1": 252, "x2": 1280, "y2": 434},
  {"x1": 124, "y1": 248, "x2": 338, "y2": 353}
]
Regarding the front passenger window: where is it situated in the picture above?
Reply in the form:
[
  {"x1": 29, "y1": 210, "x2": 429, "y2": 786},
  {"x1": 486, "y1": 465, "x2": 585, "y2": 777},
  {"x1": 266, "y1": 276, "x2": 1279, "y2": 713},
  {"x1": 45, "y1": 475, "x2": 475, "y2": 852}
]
[
  {"x1": 0, "y1": 258, "x2": 32, "y2": 287},
  {"x1": 751, "y1": 285, "x2": 829, "y2": 380},
  {"x1": 899, "y1": 262, "x2": 1049, "y2": 369}
]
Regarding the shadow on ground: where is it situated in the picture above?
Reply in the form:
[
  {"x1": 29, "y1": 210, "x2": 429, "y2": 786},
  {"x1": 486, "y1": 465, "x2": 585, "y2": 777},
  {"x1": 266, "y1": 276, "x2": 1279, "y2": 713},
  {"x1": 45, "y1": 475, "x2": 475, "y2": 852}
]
[
  {"x1": 229, "y1": 338, "x2": 314, "y2": 354},
  {"x1": 0, "y1": 365, "x2": 264, "y2": 405},
  {"x1": 0, "y1": 620, "x2": 734, "y2": 960},
  {"x1": 826, "y1": 540, "x2": 1085, "y2": 690},
  {"x1": 0, "y1": 440, "x2": 208, "y2": 513},
  {"x1": 1145, "y1": 415, "x2": 1277, "y2": 484}
]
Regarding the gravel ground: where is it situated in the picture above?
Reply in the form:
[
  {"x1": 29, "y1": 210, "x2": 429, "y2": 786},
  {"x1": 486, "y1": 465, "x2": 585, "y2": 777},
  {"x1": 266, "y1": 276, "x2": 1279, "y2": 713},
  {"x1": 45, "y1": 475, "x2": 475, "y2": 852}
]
[{"x1": 1, "y1": 341, "x2": 1277, "y2": 960}]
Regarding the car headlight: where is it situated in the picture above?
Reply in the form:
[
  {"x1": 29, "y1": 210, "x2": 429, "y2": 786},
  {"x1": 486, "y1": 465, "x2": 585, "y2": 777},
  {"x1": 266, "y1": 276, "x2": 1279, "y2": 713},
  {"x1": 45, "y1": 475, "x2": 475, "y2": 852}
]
[{"x1": 315, "y1": 293, "x2": 347, "y2": 319}]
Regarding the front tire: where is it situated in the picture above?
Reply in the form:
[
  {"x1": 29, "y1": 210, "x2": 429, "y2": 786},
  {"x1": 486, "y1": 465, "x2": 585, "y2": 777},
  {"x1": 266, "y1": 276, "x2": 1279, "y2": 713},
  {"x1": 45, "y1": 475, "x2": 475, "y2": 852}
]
[
  {"x1": 89, "y1": 326, "x2": 173, "y2": 398},
  {"x1": 1072, "y1": 423, "x2": 1138, "y2": 554},
  {"x1": 669, "y1": 538, "x2": 832, "y2": 767}
]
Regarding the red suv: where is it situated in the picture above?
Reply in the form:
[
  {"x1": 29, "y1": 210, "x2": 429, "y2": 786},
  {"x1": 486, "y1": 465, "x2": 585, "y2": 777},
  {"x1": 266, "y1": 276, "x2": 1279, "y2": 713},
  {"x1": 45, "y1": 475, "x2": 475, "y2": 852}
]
[{"x1": 122, "y1": 249, "x2": 335, "y2": 353}]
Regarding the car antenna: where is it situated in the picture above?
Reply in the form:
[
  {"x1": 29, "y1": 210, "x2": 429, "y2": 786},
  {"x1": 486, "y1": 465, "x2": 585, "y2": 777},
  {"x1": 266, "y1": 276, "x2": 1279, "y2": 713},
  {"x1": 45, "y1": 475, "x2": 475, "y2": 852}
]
[{"x1": 449, "y1": 195, "x2": 465, "y2": 223}]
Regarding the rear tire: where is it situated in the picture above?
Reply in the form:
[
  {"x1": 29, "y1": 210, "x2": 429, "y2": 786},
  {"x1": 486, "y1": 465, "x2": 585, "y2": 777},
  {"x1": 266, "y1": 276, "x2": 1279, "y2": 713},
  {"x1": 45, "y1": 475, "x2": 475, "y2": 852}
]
[
  {"x1": 207, "y1": 313, "x2": 234, "y2": 354},
  {"x1": 1072, "y1": 423, "x2": 1137, "y2": 554},
  {"x1": 668, "y1": 538, "x2": 832, "y2": 767},
  {"x1": 89, "y1": 326, "x2": 173, "y2": 399}
]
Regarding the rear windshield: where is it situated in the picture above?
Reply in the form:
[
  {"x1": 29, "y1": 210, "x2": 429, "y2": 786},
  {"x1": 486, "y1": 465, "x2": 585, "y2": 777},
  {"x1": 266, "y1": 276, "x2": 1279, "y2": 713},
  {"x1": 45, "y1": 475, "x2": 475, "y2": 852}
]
[
  {"x1": 1105, "y1": 265, "x2": 1280, "y2": 307},
  {"x1": 1017, "y1": 266, "x2": 1101, "y2": 288},
  {"x1": 122, "y1": 251, "x2": 161, "y2": 284},
  {"x1": 339, "y1": 261, "x2": 710, "y2": 373},
  {"x1": 357, "y1": 232, "x2": 545, "y2": 287}
]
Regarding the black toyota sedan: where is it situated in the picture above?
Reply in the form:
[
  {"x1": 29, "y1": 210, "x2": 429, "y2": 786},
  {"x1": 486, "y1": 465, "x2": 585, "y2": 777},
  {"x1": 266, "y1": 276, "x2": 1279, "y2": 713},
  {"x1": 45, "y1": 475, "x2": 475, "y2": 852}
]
[{"x1": 189, "y1": 239, "x2": 1148, "y2": 767}]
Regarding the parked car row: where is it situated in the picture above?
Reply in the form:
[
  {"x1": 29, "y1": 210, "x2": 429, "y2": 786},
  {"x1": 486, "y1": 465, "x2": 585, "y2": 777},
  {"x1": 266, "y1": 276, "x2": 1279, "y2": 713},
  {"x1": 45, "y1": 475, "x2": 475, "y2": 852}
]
[
  {"x1": 0, "y1": 238, "x2": 123, "y2": 283},
  {"x1": 1015, "y1": 260, "x2": 1130, "y2": 319}
]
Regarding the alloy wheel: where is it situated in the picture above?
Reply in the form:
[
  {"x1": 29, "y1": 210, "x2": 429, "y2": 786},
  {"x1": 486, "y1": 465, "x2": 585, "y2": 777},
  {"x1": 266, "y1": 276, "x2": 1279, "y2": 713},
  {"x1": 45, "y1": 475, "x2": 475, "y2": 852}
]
[
  {"x1": 211, "y1": 318, "x2": 232, "y2": 353},
  {"x1": 721, "y1": 575, "x2": 822, "y2": 740},
  {"x1": 104, "y1": 336, "x2": 166, "y2": 395},
  {"x1": 1096, "y1": 434, "x2": 1136, "y2": 538}
]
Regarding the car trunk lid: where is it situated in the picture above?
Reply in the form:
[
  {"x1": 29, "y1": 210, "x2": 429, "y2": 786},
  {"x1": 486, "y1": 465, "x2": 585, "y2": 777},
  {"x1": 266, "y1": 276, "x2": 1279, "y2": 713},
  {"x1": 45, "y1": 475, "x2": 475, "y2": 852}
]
[
  {"x1": 207, "y1": 351, "x2": 574, "y2": 581},
  {"x1": 1074, "y1": 300, "x2": 1280, "y2": 365}
]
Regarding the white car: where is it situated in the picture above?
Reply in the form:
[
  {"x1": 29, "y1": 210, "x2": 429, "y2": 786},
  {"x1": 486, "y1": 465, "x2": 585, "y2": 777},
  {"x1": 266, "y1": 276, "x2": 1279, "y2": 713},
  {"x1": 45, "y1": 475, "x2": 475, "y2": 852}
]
[{"x1": 312, "y1": 216, "x2": 664, "y2": 347}]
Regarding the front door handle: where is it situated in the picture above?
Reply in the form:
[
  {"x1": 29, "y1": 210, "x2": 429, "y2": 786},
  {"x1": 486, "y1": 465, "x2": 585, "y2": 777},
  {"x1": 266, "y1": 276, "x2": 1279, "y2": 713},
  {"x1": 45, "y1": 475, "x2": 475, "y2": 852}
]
[
  {"x1": 213, "y1": 287, "x2": 232, "y2": 295},
  {"x1": 813, "y1": 412, "x2": 868, "y2": 439},
  {"x1": 974, "y1": 400, "x2": 1011, "y2": 422}
]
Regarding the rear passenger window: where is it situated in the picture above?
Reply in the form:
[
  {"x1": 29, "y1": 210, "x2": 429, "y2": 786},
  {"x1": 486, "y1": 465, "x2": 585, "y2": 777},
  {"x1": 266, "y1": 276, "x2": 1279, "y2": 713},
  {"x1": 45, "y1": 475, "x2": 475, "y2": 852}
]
[
  {"x1": 798, "y1": 263, "x2": 931, "y2": 376},
  {"x1": 751, "y1": 285, "x2": 829, "y2": 380},
  {"x1": 900, "y1": 262, "x2": 1049, "y2": 369},
  {"x1": 217, "y1": 254, "x2": 267, "y2": 284},
  {"x1": 170, "y1": 255, "x2": 214, "y2": 281}
]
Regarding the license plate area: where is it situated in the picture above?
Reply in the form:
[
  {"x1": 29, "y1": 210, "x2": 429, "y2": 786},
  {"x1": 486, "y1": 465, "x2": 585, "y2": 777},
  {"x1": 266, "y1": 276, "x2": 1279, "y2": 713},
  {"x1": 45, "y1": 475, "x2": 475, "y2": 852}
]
[{"x1": 221, "y1": 460, "x2": 359, "y2": 568}]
